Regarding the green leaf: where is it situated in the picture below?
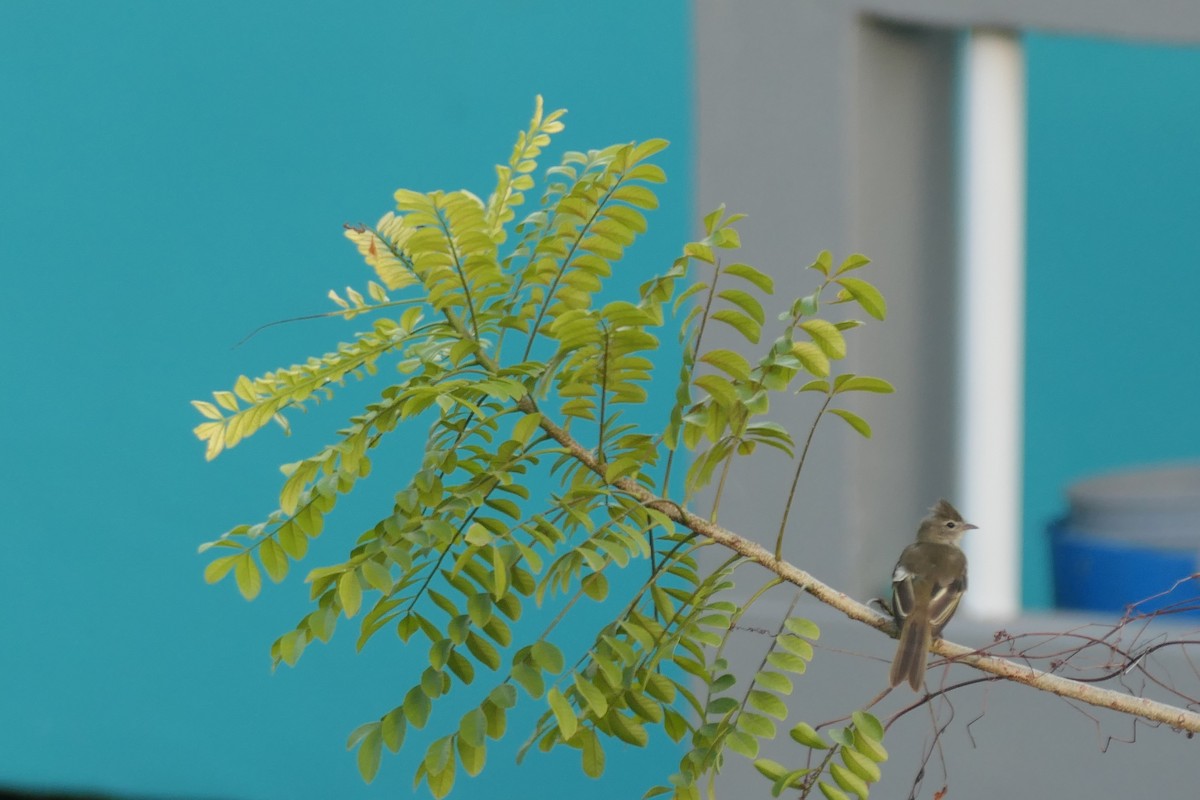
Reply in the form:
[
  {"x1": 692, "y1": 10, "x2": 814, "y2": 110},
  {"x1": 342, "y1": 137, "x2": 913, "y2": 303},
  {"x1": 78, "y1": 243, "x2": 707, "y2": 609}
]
[
  {"x1": 800, "y1": 319, "x2": 846, "y2": 359},
  {"x1": 724, "y1": 262, "x2": 774, "y2": 293},
  {"x1": 753, "y1": 758, "x2": 788, "y2": 782},
  {"x1": 356, "y1": 727, "x2": 382, "y2": 784},
  {"x1": 492, "y1": 547, "x2": 508, "y2": 599},
  {"x1": 773, "y1": 769, "x2": 812, "y2": 798},
  {"x1": 459, "y1": 708, "x2": 486, "y2": 748},
  {"x1": 830, "y1": 762, "x2": 869, "y2": 799},
  {"x1": 258, "y1": 539, "x2": 288, "y2": 583},
  {"x1": 766, "y1": 651, "x2": 807, "y2": 674},
  {"x1": 790, "y1": 722, "x2": 829, "y2": 749},
  {"x1": 234, "y1": 553, "x2": 261, "y2": 600},
  {"x1": 426, "y1": 759, "x2": 456, "y2": 799},
  {"x1": 643, "y1": 672, "x2": 676, "y2": 704},
  {"x1": 532, "y1": 641, "x2": 564, "y2": 674},
  {"x1": 834, "y1": 376, "x2": 894, "y2": 394},
  {"x1": 573, "y1": 674, "x2": 609, "y2": 717},
  {"x1": 836, "y1": 277, "x2": 887, "y2": 320},
  {"x1": 467, "y1": 633, "x2": 501, "y2": 671},
  {"x1": 835, "y1": 253, "x2": 870, "y2": 274},
  {"x1": 275, "y1": 630, "x2": 304, "y2": 667},
  {"x1": 841, "y1": 747, "x2": 881, "y2": 783},
  {"x1": 828, "y1": 408, "x2": 872, "y2": 438},
  {"x1": 204, "y1": 553, "x2": 241, "y2": 585},
  {"x1": 718, "y1": 289, "x2": 764, "y2": 324},
  {"x1": 396, "y1": 613, "x2": 420, "y2": 643},
  {"x1": 382, "y1": 708, "x2": 406, "y2": 753},
  {"x1": 818, "y1": 781, "x2": 851, "y2": 800},
  {"x1": 457, "y1": 737, "x2": 486, "y2": 777},
  {"x1": 790, "y1": 342, "x2": 829, "y2": 377},
  {"x1": 192, "y1": 400, "x2": 223, "y2": 420},
  {"x1": 424, "y1": 735, "x2": 454, "y2": 775},
  {"x1": 339, "y1": 572, "x2": 363, "y2": 618},
  {"x1": 748, "y1": 690, "x2": 789, "y2": 720},
  {"x1": 700, "y1": 349, "x2": 752, "y2": 381},
  {"x1": 712, "y1": 308, "x2": 761, "y2": 343},
  {"x1": 361, "y1": 559, "x2": 391, "y2": 592},
  {"x1": 579, "y1": 726, "x2": 605, "y2": 778},
  {"x1": 798, "y1": 379, "x2": 830, "y2": 394},
  {"x1": 777, "y1": 634, "x2": 814, "y2": 660},
  {"x1": 851, "y1": 711, "x2": 883, "y2": 741},
  {"x1": 727, "y1": 730, "x2": 759, "y2": 758},
  {"x1": 809, "y1": 251, "x2": 832, "y2": 276},
  {"x1": 468, "y1": 593, "x2": 494, "y2": 628},
  {"x1": 608, "y1": 713, "x2": 648, "y2": 747},
  {"x1": 754, "y1": 670, "x2": 793, "y2": 695},
  {"x1": 736, "y1": 711, "x2": 776, "y2": 739},
  {"x1": 784, "y1": 617, "x2": 821, "y2": 640},
  {"x1": 512, "y1": 661, "x2": 544, "y2": 698},
  {"x1": 707, "y1": 696, "x2": 739, "y2": 716},
  {"x1": 512, "y1": 412, "x2": 542, "y2": 444},
  {"x1": 853, "y1": 728, "x2": 889, "y2": 763},
  {"x1": 581, "y1": 572, "x2": 609, "y2": 601},
  {"x1": 403, "y1": 686, "x2": 432, "y2": 728},
  {"x1": 489, "y1": 684, "x2": 517, "y2": 709},
  {"x1": 693, "y1": 374, "x2": 739, "y2": 407},
  {"x1": 346, "y1": 721, "x2": 377, "y2": 750},
  {"x1": 547, "y1": 687, "x2": 578, "y2": 739},
  {"x1": 612, "y1": 184, "x2": 659, "y2": 209}
]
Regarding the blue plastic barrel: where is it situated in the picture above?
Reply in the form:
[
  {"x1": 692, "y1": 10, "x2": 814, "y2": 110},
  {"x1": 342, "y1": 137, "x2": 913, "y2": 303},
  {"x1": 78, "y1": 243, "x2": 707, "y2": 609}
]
[{"x1": 1050, "y1": 464, "x2": 1200, "y2": 618}]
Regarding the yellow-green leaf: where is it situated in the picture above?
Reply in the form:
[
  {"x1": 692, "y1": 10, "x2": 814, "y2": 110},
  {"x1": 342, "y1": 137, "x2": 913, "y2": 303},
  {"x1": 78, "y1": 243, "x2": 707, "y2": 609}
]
[
  {"x1": 191, "y1": 400, "x2": 223, "y2": 420},
  {"x1": 573, "y1": 674, "x2": 609, "y2": 717},
  {"x1": 382, "y1": 707, "x2": 406, "y2": 753},
  {"x1": 204, "y1": 553, "x2": 240, "y2": 585},
  {"x1": 700, "y1": 348, "x2": 752, "y2": 381},
  {"x1": 830, "y1": 763, "x2": 869, "y2": 799},
  {"x1": 835, "y1": 253, "x2": 871, "y2": 274},
  {"x1": 835, "y1": 376, "x2": 894, "y2": 394},
  {"x1": 836, "y1": 277, "x2": 887, "y2": 320},
  {"x1": 829, "y1": 408, "x2": 871, "y2": 438},
  {"x1": 355, "y1": 728, "x2": 382, "y2": 784},
  {"x1": 259, "y1": 538, "x2": 288, "y2": 583},
  {"x1": 512, "y1": 412, "x2": 542, "y2": 444},
  {"x1": 818, "y1": 780, "x2": 851, "y2": 800},
  {"x1": 800, "y1": 319, "x2": 846, "y2": 359},
  {"x1": 547, "y1": 688, "x2": 578, "y2": 739},
  {"x1": 492, "y1": 548, "x2": 508, "y2": 599},
  {"x1": 790, "y1": 722, "x2": 829, "y2": 749},
  {"x1": 234, "y1": 553, "x2": 261, "y2": 600},
  {"x1": 339, "y1": 572, "x2": 363, "y2": 618},
  {"x1": 791, "y1": 341, "x2": 829, "y2": 377},
  {"x1": 842, "y1": 747, "x2": 881, "y2": 783},
  {"x1": 579, "y1": 727, "x2": 605, "y2": 778}
]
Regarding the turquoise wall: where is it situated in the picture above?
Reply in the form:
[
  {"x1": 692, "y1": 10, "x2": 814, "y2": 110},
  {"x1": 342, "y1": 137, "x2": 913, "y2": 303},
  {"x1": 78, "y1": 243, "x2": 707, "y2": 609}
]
[
  {"x1": 1024, "y1": 33, "x2": 1200, "y2": 606},
  {"x1": 0, "y1": 2, "x2": 690, "y2": 797}
]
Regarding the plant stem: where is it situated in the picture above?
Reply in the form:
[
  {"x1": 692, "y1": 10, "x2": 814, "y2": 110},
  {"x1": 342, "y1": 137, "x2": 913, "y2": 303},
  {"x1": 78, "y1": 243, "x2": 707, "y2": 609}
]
[{"x1": 774, "y1": 391, "x2": 833, "y2": 560}]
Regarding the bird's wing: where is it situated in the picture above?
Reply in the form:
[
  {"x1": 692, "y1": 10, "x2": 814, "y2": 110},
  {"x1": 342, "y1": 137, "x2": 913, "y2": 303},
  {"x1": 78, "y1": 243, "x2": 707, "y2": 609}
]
[{"x1": 891, "y1": 562, "x2": 916, "y2": 621}]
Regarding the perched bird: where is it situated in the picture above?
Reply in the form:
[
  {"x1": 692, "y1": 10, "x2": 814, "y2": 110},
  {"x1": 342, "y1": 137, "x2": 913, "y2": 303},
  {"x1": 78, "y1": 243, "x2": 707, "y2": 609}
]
[{"x1": 888, "y1": 499, "x2": 978, "y2": 691}]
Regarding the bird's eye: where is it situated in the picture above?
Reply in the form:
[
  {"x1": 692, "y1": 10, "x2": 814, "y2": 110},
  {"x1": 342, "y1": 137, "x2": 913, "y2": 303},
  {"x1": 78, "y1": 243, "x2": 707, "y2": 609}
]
[{"x1": 946, "y1": 521, "x2": 957, "y2": 529}]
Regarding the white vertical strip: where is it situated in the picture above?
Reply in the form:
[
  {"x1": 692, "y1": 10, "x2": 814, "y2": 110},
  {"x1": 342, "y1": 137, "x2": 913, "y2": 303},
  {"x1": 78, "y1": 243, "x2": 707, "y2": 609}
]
[{"x1": 959, "y1": 30, "x2": 1025, "y2": 618}]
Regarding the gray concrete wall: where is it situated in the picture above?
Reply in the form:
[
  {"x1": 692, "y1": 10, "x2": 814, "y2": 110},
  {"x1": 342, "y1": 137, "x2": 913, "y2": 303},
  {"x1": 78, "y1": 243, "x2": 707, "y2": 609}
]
[{"x1": 692, "y1": 1, "x2": 1200, "y2": 795}]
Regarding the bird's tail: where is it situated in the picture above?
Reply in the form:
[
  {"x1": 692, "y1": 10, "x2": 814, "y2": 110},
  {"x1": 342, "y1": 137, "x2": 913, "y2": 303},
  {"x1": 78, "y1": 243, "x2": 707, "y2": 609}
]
[{"x1": 889, "y1": 617, "x2": 931, "y2": 692}]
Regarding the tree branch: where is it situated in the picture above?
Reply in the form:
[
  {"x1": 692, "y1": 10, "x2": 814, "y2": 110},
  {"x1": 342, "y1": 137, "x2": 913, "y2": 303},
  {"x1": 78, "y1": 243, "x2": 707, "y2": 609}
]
[{"x1": 522, "y1": 396, "x2": 1200, "y2": 735}]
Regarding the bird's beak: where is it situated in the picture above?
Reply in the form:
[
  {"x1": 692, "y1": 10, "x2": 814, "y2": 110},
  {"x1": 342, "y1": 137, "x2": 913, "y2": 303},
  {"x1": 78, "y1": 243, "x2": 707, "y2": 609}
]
[{"x1": 964, "y1": 522, "x2": 979, "y2": 531}]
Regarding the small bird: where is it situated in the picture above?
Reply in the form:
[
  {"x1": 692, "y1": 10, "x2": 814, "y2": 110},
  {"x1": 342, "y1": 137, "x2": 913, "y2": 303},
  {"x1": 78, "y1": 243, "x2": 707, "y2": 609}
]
[{"x1": 889, "y1": 499, "x2": 978, "y2": 691}]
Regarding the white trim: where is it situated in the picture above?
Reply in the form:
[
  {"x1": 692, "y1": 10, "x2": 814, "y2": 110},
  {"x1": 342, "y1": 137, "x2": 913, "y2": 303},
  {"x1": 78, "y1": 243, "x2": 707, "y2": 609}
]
[{"x1": 958, "y1": 29, "x2": 1025, "y2": 618}]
